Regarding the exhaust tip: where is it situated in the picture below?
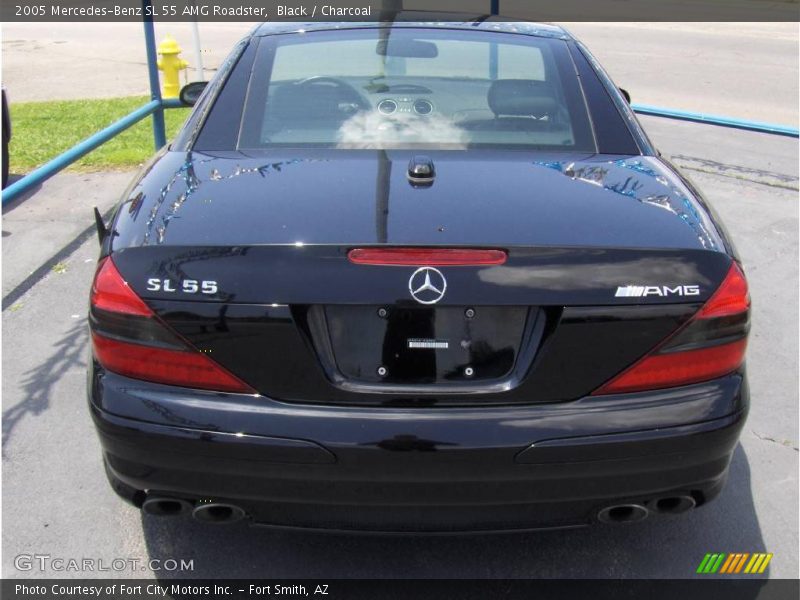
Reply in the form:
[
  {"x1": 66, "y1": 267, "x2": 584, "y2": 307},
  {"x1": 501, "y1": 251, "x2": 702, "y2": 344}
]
[
  {"x1": 649, "y1": 495, "x2": 696, "y2": 515},
  {"x1": 597, "y1": 503, "x2": 649, "y2": 524},
  {"x1": 192, "y1": 503, "x2": 246, "y2": 525},
  {"x1": 142, "y1": 497, "x2": 193, "y2": 517}
]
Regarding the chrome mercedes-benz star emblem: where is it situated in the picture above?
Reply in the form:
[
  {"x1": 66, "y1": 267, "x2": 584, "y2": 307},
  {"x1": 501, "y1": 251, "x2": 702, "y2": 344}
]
[{"x1": 409, "y1": 267, "x2": 447, "y2": 305}]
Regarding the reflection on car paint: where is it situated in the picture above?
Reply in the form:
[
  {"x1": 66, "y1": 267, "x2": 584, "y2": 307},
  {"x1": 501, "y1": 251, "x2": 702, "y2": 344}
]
[
  {"x1": 257, "y1": 21, "x2": 570, "y2": 41},
  {"x1": 143, "y1": 154, "x2": 204, "y2": 246},
  {"x1": 127, "y1": 192, "x2": 146, "y2": 218},
  {"x1": 145, "y1": 246, "x2": 248, "y2": 303},
  {"x1": 111, "y1": 150, "x2": 728, "y2": 252},
  {"x1": 140, "y1": 397, "x2": 220, "y2": 430},
  {"x1": 209, "y1": 158, "x2": 306, "y2": 182},
  {"x1": 360, "y1": 434, "x2": 458, "y2": 452},
  {"x1": 478, "y1": 255, "x2": 715, "y2": 291},
  {"x1": 535, "y1": 157, "x2": 719, "y2": 250},
  {"x1": 141, "y1": 155, "x2": 311, "y2": 245}
]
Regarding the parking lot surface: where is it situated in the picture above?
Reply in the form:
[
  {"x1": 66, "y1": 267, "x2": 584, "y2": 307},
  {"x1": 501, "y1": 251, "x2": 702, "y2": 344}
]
[{"x1": 2, "y1": 115, "x2": 797, "y2": 579}]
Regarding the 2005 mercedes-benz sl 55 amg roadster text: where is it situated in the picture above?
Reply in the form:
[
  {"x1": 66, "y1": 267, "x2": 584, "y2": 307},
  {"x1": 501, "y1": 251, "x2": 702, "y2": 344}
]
[{"x1": 88, "y1": 16, "x2": 750, "y2": 531}]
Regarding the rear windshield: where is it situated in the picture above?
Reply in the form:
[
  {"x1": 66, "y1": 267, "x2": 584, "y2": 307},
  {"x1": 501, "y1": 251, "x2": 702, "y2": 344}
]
[{"x1": 235, "y1": 27, "x2": 596, "y2": 151}]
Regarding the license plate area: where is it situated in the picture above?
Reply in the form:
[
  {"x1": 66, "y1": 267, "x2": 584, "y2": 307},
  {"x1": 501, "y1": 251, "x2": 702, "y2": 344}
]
[{"x1": 322, "y1": 305, "x2": 531, "y2": 385}]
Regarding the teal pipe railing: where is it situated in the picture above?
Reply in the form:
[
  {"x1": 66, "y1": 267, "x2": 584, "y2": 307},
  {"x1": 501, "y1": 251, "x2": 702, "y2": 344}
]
[
  {"x1": 5, "y1": 99, "x2": 796, "y2": 206},
  {"x1": 1, "y1": 0, "x2": 169, "y2": 206},
  {"x1": 632, "y1": 104, "x2": 799, "y2": 138},
  {"x1": 142, "y1": 0, "x2": 166, "y2": 149},
  {"x1": 2, "y1": 100, "x2": 163, "y2": 205}
]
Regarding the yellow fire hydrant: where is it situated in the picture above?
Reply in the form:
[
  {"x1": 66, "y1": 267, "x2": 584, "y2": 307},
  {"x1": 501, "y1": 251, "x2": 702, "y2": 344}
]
[{"x1": 157, "y1": 35, "x2": 189, "y2": 99}]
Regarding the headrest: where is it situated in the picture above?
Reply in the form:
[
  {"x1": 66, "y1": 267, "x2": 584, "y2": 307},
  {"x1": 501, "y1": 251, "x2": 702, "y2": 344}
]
[{"x1": 488, "y1": 79, "x2": 558, "y2": 117}]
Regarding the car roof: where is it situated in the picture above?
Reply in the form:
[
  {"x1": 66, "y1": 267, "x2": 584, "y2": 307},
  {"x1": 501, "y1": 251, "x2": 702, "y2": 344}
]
[{"x1": 253, "y1": 14, "x2": 570, "y2": 41}]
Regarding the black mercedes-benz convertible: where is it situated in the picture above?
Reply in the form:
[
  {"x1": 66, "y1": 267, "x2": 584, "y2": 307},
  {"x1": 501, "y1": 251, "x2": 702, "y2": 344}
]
[{"x1": 88, "y1": 17, "x2": 750, "y2": 531}]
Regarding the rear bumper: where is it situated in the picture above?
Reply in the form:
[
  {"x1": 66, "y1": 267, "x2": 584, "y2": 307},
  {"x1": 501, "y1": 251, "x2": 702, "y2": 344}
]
[{"x1": 90, "y1": 365, "x2": 748, "y2": 532}]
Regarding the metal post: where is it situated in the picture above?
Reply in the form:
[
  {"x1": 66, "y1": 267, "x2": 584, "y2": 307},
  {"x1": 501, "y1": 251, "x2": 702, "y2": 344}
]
[
  {"x1": 489, "y1": 0, "x2": 499, "y2": 78},
  {"x1": 142, "y1": 0, "x2": 166, "y2": 149},
  {"x1": 189, "y1": 1, "x2": 205, "y2": 81}
]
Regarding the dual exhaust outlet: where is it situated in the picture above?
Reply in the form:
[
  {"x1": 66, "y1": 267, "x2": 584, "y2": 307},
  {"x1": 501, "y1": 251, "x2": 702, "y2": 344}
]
[
  {"x1": 142, "y1": 497, "x2": 246, "y2": 524},
  {"x1": 144, "y1": 494, "x2": 696, "y2": 526},
  {"x1": 597, "y1": 495, "x2": 696, "y2": 524}
]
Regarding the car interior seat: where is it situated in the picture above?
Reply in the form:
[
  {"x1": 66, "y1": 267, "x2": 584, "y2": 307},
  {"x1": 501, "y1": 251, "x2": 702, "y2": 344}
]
[{"x1": 459, "y1": 79, "x2": 562, "y2": 132}]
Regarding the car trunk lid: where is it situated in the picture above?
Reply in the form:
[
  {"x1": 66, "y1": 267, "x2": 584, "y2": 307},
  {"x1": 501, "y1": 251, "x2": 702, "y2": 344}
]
[{"x1": 104, "y1": 149, "x2": 734, "y2": 404}]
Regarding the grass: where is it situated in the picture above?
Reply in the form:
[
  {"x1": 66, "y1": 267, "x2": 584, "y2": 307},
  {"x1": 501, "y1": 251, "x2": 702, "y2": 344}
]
[{"x1": 7, "y1": 96, "x2": 191, "y2": 173}]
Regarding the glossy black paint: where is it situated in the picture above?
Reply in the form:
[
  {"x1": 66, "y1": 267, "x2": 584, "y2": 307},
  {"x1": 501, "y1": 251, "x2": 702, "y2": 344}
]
[
  {"x1": 181, "y1": 38, "x2": 254, "y2": 152},
  {"x1": 91, "y1": 364, "x2": 747, "y2": 531},
  {"x1": 109, "y1": 151, "x2": 728, "y2": 252},
  {"x1": 570, "y1": 40, "x2": 657, "y2": 157},
  {"x1": 252, "y1": 19, "x2": 572, "y2": 39},
  {"x1": 2, "y1": 88, "x2": 10, "y2": 188},
  {"x1": 114, "y1": 244, "x2": 731, "y2": 306},
  {"x1": 322, "y1": 305, "x2": 530, "y2": 383},
  {"x1": 143, "y1": 300, "x2": 700, "y2": 406},
  {"x1": 89, "y1": 18, "x2": 749, "y2": 530},
  {"x1": 567, "y1": 43, "x2": 646, "y2": 155}
]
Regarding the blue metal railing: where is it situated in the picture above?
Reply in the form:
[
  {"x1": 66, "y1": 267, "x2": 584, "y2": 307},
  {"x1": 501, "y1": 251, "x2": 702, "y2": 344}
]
[
  {"x1": 2, "y1": 0, "x2": 168, "y2": 206},
  {"x1": 632, "y1": 104, "x2": 798, "y2": 138},
  {"x1": 142, "y1": 0, "x2": 166, "y2": 149},
  {"x1": 2, "y1": 100, "x2": 162, "y2": 204}
]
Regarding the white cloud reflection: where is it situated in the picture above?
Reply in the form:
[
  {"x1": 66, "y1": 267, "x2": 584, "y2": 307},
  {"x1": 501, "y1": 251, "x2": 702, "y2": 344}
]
[{"x1": 336, "y1": 111, "x2": 468, "y2": 149}]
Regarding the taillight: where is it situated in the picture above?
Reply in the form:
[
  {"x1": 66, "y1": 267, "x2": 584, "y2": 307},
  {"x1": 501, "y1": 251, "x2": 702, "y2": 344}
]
[
  {"x1": 89, "y1": 258, "x2": 255, "y2": 394},
  {"x1": 696, "y1": 262, "x2": 750, "y2": 318},
  {"x1": 348, "y1": 248, "x2": 507, "y2": 266},
  {"x1": 593, "y1": 263, "x2": 750, "y2": 395}
]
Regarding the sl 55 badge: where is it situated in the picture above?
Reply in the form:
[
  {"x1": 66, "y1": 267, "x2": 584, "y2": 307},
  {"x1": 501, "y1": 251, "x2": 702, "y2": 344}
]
[{"x1": 146, "y1": 278, "x2": 218, "y2": 295}]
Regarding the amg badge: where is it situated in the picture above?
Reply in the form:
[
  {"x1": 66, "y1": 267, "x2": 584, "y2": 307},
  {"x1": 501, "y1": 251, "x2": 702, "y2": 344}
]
[{"x1": 615, "y1": 285, "x2": 700, "y2": 298}]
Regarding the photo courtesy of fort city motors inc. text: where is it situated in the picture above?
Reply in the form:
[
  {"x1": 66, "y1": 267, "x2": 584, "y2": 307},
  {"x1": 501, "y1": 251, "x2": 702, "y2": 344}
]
[{"x1": 0, "y1": 1, "x2": 798, "y2": 599}]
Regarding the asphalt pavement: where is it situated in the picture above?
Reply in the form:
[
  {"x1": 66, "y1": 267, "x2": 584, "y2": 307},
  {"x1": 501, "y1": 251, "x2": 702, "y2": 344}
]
[
  {"x1": 2, "y1": 117, "x2": 798, "y2": 579},
  {"x1": 1, "y1": 171, "x2": 134, "y2": 299}
]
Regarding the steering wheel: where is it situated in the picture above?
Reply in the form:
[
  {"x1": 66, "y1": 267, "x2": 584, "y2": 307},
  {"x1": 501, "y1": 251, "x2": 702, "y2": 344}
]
[{"x1": 293, "y1": 76, "x2": 369, "y2": 113}]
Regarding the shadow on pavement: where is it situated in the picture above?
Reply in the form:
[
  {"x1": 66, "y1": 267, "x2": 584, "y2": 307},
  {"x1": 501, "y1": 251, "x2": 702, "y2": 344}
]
[
  {"x1": 1, "y1": 319, "x2": 87, "y2": 456},
  {"x1": 141, "y1": 444, "x2": 765, "y2": 579},
  {"x1": 1, "y1": 174, "x2": 42, "y2": 214}
]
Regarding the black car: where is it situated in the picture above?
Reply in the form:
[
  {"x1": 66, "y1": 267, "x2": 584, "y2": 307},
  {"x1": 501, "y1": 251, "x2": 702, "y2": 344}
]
[
  {"x1": 2, "y1": 88, "x2": 10, "y2": 188},
  {"x1": 88, "y1": 17, "x2": 750, "y2": 532}
]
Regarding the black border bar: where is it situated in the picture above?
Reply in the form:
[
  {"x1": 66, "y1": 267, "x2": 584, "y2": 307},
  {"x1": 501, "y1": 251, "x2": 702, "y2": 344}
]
[
  {"x1": 2, "y1": 0, "x2": 799, "y2": 22},
  {"x1": 3, "y1": 579, "x2": 800, "y2": 600}
]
